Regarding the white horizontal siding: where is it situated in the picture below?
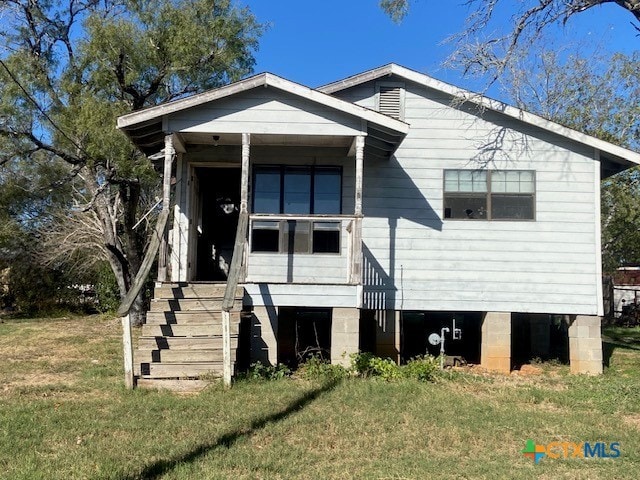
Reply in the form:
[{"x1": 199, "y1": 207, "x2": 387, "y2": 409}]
[
  {"x1": 356, "y1": 78, "x2": 600, "y2": 315},
  {"x1": 243, "y1": 283, "x2": 358, "y2": 308},
  {"x1": 168, "y1": 88, "x2": 363, "y2": 136},
  {"x1": 332, "y1": 85, "x2": 376, "y2": 109},
  {"x1": 246, "y1": 254, "x2": 349, "y2": 284}
]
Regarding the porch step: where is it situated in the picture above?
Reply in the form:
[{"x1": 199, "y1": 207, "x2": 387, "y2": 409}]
[
  {"x1": 140, "y1": 362, "x2": 236, "y2": 379},
  {"x1": 141, "y1": 323, "x2": 240, "y2": 338},
  {"x1": 137, "y1": 336, "x2": 238, "y2": 350},
  {"x1": 149, "y1": 298, "x2": 240, "y2": 312},
  {"x1": 136, "y1": 349, "x2": 234, "y2": 363},
  {"x1": 133, "y1": 346, "x2": 238, "y2": 376},
  {"x1": 136, "y1": 379, "x2": 212, "y2": 393},
  {"x1": 153, "y1": 284, "x2": 244, "y2": 300},
  {"x1": 135, "y1": 281, "x2": 245, "y2": 384},
  {"x1": 146, "y1": 311, "x2": 241, "y2": 325}
]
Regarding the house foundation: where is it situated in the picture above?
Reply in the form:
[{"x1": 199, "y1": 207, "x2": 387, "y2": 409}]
[
  {"x1": 376, "y1": 309, "x2": 400, "y2": 362},
  {"x1": 568, "y1": 315, "x2": 603, "y2": 375},
  {"x1": 331, "y1": 308, "x2": 360, "y2": 367},
  {"x1": 481, "y1": 311, "x2": 511, "y2": 373}
]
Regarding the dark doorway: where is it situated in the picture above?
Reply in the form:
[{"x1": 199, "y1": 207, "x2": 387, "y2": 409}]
[
  {"x1": 359, "y1": 309, "x2": 376, "y2": 354},
  {"x1": 195, "y1": 167, "x2": 241, "y2": 281},
  {"x1": 277, "y1": 307, "x2": 332, "y2": 368}
]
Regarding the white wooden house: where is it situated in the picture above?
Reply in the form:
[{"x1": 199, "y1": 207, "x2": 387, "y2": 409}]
[{"x1": 117, "y1": 64, "x2": 640, "y2": 384}]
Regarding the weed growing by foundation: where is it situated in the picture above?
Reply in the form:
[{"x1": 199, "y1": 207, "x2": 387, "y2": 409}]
[
  {"x1": 297, "y1": 354, "x2": 348, "y2": 381},
  {"x1": 240, "y1": 361, "x2": 291, "y2": 381}
]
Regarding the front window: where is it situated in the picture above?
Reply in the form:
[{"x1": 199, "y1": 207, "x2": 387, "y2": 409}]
[
  {"x1": 251, "y1": 166, "x2": 343, "y2": 254},
  {"x1": 253, "y1": 167, "x2": 280, "y2": 214},
  {"x1": 253, "y1": 166, "x2": 342, "y2": 214},
  {"x1": 444, "y1": 170, "x2": 535, "y2": 220},
  {"x1": 284, "y1": 168, "x2": 311, "y2": 214}
]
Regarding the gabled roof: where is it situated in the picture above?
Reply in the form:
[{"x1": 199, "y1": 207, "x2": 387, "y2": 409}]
[
  {"x1": 118, "y1": 72, "x2": 409, "y2": 157},
  {"x1": 319, "y1": 63, "x2": 640, "y2": 173}
]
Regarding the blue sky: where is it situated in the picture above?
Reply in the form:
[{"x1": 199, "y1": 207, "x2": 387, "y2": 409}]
[{"x1": 242, "y1": 1, "x2": 638, "y2": 95}]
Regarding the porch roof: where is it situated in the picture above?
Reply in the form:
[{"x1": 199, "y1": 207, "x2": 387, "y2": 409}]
[
  {"x1": 320, "y1": 63, "x2": 640, "y2": 177},
  {"x1": 117, "y1": 72, "x2": 409, "y2": 158}
]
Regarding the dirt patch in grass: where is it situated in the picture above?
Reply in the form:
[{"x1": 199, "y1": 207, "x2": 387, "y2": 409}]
[
  {"x1": 2, "y1": 372, "x2": 76, "y2": 389},
  {"x1": 623, "y1": 414, "x2": 640, "y2": 430},
  {"x1": 448, "y1": 365, "x2": 568, "y2": 392},
  {"x1": 0, "y1": 315, "x2": 122, "y2": 401}
]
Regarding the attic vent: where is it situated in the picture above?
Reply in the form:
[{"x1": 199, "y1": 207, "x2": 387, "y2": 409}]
[{"x1": 377, "y1": 84, "x2": 404, "y2": 120}]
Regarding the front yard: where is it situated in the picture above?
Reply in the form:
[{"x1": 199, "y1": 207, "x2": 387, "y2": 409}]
[{"x1": 0, "y1": 315, "x2": 638, "y2": 479}]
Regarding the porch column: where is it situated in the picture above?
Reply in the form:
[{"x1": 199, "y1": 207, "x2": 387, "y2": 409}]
[
  {"x1": 240, "y1": 132, "x2": 250, "y2": 284},
  {"x1": 222, "y1": 132, "x2": 251, "y2": 388},
  {"x1": 157, "y1": 134, "x2": 175, "y2": 282},
  {"x1": 351, "y1": 135, "x2": 365, "y2": 287},
  {"x1": 170, "y1": 153, "x2": 188, "y2": 282},
  {"x1": 568, "y1": 315, "x2": 603, "y2": 374},
  {"x1": 241, "y1": 133, "x2": 250, "y2": 214}
]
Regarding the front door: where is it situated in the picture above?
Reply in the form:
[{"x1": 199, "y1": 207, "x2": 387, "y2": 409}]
[{"x1": 195, "y1": 167, "x2": 241, "y2": 281}]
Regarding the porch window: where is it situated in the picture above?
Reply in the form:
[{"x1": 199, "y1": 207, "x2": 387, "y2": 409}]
[
  {"x1": 251, "y1": 220, "x2": 280, "y2": 252},
  {"x1": 253, "y1": 167, "x2": 281, "y2": 214},
  {"x1": 251, "y1": 166, "x2": 342, "y2": 254},
  {"x1": 284, "y1": 168, "x2": 311, "y2": 214},
  {"x1": 312, "y1": 221, "x2": 341, "y2": 253},
  {"x1": 443, "y1": 170, "x2": 535, "y2": 220},
  {"x1": 250, "y1": 219, "x2": 342, "y2": 254},
  {"x1": 253, "y1": 166, "x2": 342, "y2": 214}
]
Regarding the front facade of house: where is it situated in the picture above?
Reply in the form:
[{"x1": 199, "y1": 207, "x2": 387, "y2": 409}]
[{"x1": 118, "y1": 64, "x2": 640, "y2": 378}]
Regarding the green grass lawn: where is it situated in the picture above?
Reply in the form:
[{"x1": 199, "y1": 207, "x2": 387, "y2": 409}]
[{"x1": 1, "y1": 315, "x2": 639, "y2": 479}]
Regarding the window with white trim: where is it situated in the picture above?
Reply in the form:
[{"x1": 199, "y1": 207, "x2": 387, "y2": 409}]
[{"x1": 443, "y1": 170, "x2": 535, "y2": 220}]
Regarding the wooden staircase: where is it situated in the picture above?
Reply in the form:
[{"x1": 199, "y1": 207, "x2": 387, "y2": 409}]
[{"x1": 135, "y1": 282, "x2": 244, "y2": 389}]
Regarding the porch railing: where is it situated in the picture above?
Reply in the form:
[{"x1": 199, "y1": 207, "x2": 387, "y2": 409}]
[
  {"x1": 222, "y1": 211, "x2": 249, "y2": 311},
  {"x1": 117, "y1": 208, "x2": 170, "y2": 317},
  {"x1": 246, "y1": 214, "x2": 362, "y2": 285},
  {"x1": 220, "y1": 211, "x2": 249, "y2": 387}
]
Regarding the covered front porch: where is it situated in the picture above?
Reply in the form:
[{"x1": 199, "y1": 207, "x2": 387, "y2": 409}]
[
  {"x1": 116, "y1": 73, "x2": 408, "y2": 387},
  {"x1": 117, "y1": 73, "x2": 408, "y2": 293},
  {"x1": 167, "y1": 136, "x2": 369, "y2": 291}
]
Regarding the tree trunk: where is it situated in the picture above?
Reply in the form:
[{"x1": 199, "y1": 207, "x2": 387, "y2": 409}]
[
  {"x1": 129, "y1": 289, "x2": 146, "y2": 327},
  {"x1": 119, "y1": 182, "x2": 147, "y2": 327},
  {"x1": 83, "y1": 171, "x2": 150, "y2": 326}
]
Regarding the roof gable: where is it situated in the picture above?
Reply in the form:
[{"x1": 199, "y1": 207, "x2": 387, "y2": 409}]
[
  {"x1": 117, "y1": 72, "x2": 409, "y2": 156},
  {"x1": 319, "y1": 64, "x2": 640, "y2": 172},
  {"x1": 118, "y1": 72, "x2": 409, "y2": 134},
  {"x1": 166, "y1": 86, "x2": 366, "y2": 137}
]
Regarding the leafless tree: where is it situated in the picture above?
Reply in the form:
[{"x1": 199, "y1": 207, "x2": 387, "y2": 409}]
[{"x1": 381, "y1": 1, "x2": 640, "y2": 86}]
